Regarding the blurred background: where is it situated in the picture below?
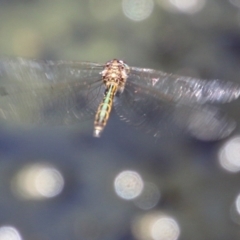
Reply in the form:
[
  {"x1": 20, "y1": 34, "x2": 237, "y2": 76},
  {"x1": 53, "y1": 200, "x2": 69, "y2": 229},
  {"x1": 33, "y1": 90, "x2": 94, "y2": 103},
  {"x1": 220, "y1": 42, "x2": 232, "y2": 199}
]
[{"x1": 0, "y1": 0, "x2": 240, "y2": 240}]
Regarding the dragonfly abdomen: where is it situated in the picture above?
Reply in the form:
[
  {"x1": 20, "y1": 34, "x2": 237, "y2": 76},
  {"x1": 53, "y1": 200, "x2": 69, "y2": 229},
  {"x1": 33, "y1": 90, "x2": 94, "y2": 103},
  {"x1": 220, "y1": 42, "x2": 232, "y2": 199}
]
[{"x1": 93, "y1": 84, "x2": 118, "y2": 137}]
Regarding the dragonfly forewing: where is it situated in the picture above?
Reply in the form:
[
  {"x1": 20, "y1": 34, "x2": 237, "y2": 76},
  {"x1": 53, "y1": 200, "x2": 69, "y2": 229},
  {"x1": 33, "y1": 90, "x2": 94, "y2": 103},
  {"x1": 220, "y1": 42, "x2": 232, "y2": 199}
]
[
  {"x1": 129, "y1": 67, "x2": 240, "y2": 104},
  {"x1": 114, "y1": 69, "x2": 239, "y2": 140},
  {"x1": 0, "y1": 58, "x2": 104, "y2": 125}
]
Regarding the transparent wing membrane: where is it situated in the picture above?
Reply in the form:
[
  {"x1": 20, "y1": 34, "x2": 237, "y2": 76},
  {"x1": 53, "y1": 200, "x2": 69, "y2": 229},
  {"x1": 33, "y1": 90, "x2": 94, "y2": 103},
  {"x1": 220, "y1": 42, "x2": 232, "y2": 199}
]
[
  {"x1": 114, "y1": 76, "x2": 237, "y2": 140},
  {"x1": 0, "y1": 58, "x2": 104, "y2": 125},
  {"x1": 129, "y1": 67, "x2": 240, "y2": 104},
  {"x1": 114, "y1": 81, "x2": 176, "y2": 138},
  {"x1": 0, "y1": 57, "x2": 238, "y2": 140}
]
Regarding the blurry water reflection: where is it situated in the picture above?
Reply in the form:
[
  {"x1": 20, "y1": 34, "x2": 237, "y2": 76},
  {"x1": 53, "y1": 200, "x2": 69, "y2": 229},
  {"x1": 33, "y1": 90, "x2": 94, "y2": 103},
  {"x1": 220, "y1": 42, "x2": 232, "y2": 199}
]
[
  {"x1": 230, "y1": 193, "x2": 240, "y2": 225},
  {"x1": 0, "y1": 226, "x2": 22, "y2": 240},
  {"x1": 218, "y1": 136, "x2": 240, "y2": 172},
  {"x1": 234, "y1": 193, "x2": 240, "y2": 214},
  {"x1": 114, "y1": 170, "x2": 144, "y2": 200},
  {"x1": 132, "y1": 212, "x2": 180, "y2": 240},
  {"x1": 134, "y1": 182, "x2": 160, "y2": 210},
  {"x1": 157, "y1": 0, "x2": 206, "y2": 14},
  {"x1": 122, "y1": 0, "x2": 154, "y2": 21},
  {"x1": 11, "y1": 162, "x2": 64, "y2": 200}
]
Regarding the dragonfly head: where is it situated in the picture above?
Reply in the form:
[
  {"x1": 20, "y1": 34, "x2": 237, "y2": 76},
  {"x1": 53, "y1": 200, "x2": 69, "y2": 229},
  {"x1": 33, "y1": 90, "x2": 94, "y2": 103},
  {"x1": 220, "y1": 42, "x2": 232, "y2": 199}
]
[{"x1": 105, "y1": 59, "x2": 130, "y2": 73}]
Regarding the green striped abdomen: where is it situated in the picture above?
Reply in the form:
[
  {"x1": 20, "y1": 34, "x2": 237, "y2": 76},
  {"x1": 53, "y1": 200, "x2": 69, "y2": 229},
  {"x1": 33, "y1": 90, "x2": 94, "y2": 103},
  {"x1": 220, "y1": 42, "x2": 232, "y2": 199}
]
[{"x1": 93, "y1": 84, "x2": 117, "y2": 137}]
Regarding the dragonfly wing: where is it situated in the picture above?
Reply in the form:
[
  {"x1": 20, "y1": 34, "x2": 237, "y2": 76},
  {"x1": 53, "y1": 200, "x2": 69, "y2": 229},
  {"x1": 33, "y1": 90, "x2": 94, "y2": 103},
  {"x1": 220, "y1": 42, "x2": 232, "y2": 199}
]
[
  {"x1": 0, "y1": 58, "x2": 104, "y2": 125},
  {"x1": 129, "y1": 67, "x2": 240, "y2": 104},
  {"x1": 114, "y1": 80, "x2": 236, "y2": 140},
  {"x1": 114, "y1": 81, "x2": 175, "y2": 138}
]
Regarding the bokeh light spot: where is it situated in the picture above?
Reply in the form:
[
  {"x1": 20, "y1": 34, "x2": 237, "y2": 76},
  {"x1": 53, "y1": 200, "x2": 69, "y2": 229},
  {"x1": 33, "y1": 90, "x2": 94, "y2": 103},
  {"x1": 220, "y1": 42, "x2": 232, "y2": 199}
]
[
  {"x1": 11, "y1": 162, "x2": 64, "y2": 200},
  {"x1": 151, "y1": 217, "x2": 180, "y2": 240},
  {"x1": 235, "y1": 193, "x2": 240, "y2": 214},
  {"x1": 0, "y1": 226, "x2": 22, "y2": 240},
  {"x1": 134, "y1": 182, "x2": 160, "y2": 210},
  {"x1": 157, "y1": 0, "x2": 206, "y2": 14},
  {"x1": 230, "y1": 193, "x2": 240, "y2": 225},
  {"x1": 218, "y1": 136, "x2": 240, "y2": 173},
  {"x1": 114, "y1": 170, "x2": 144, "y2": 200},
  {"x1": 122, "y1": 0, "x2": 154, "y2": 21},
  {"x1": 132, "y1": 212, "x2": 180, "y2": 240}
]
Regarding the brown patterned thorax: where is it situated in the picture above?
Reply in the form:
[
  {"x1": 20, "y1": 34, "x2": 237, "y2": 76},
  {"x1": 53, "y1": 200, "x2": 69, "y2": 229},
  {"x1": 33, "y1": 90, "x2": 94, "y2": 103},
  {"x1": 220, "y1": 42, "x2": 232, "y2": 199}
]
[{"x1": 101, "y1": 59, "x2": 130, "y2": 93}]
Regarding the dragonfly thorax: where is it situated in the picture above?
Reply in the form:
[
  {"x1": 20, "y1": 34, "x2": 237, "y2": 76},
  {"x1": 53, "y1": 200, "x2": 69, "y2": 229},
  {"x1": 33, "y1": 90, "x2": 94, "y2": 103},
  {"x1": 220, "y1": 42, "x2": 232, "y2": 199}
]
[{"x1": 101, "y1": 59, "x2": 129, "y2": 93}]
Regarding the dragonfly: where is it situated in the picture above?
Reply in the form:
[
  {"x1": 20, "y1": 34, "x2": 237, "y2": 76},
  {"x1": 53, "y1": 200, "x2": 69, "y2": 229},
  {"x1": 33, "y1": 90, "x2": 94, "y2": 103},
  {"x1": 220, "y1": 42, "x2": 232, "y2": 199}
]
[{"x1": 0, "y1": 57, "x2": 239, "y2": 140}]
